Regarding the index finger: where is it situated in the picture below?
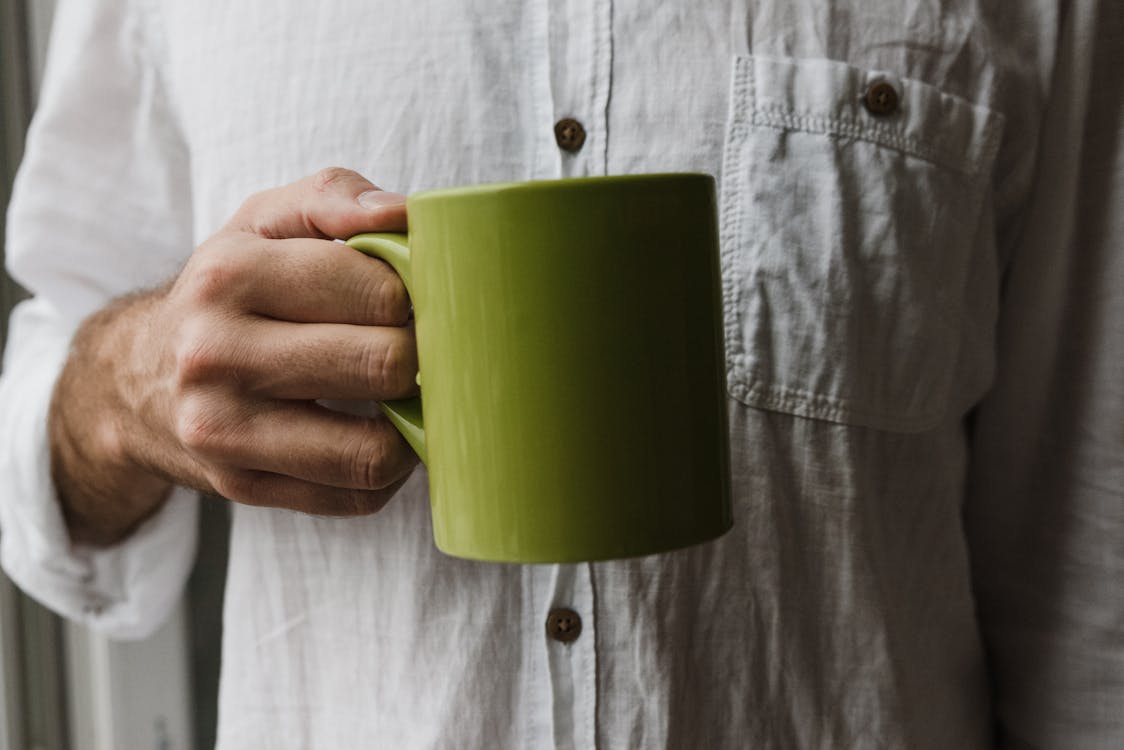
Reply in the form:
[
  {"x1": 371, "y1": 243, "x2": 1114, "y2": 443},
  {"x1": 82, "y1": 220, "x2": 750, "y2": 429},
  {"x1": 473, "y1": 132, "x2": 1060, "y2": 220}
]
[{"x1": 228, "y1": 167, "x2": 407, "y2": 240}]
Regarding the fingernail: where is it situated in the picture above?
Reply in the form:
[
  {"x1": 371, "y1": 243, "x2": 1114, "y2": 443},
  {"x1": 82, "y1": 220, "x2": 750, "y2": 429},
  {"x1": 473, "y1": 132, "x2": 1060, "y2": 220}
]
[{"x1": 358, "y1": 190, "x2": 406, "y2": 210}]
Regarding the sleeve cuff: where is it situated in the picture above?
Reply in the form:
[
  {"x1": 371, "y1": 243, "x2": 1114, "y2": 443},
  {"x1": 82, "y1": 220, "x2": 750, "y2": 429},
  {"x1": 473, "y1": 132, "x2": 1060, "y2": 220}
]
[{"x1": 0, "y1": 299, "x2": 198, "y2": 640}]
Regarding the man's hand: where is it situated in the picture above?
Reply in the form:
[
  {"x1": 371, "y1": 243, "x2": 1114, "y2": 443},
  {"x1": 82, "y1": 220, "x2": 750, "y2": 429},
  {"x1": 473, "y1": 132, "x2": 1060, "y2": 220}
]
[{"x1": 50, "y1": 168, "x2": 420, "y2": 545}]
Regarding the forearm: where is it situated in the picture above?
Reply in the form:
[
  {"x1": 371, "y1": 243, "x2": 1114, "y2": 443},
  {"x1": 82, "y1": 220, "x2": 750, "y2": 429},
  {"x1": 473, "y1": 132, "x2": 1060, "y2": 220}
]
[{"x1": 49, "y1": 289, "x2": 174, "y2": 546}]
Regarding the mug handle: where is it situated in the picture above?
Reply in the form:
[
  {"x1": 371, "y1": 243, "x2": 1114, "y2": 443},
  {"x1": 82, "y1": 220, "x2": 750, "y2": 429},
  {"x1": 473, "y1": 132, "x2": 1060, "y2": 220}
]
[{"x1": 346, "y1": 233, "x2": 427, "y2": 464}]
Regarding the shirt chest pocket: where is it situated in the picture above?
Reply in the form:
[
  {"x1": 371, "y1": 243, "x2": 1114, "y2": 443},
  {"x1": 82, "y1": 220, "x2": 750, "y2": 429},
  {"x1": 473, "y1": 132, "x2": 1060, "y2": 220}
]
[{"x1": 719, "y1": 55, "x2": 1004, "y2": 432}]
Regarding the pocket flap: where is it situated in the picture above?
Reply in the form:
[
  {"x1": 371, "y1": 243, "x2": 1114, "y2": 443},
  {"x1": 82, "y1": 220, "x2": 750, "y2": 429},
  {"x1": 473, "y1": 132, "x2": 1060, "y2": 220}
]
[{"x1": 745, "y1": 56, "x2": 1002, "y2": 176}]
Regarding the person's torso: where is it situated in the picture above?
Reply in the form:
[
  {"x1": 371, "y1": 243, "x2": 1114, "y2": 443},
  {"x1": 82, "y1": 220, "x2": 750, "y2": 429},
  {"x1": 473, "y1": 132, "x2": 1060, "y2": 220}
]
[{"x1": 144, "y1": 0, "x2": 1056, "y2": 746}]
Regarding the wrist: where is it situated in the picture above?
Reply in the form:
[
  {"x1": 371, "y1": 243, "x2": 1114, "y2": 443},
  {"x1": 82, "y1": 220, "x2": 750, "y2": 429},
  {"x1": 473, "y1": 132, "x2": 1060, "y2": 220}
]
[{"x1": 50, "y1": 290, "x2": 175, "y2": 546}]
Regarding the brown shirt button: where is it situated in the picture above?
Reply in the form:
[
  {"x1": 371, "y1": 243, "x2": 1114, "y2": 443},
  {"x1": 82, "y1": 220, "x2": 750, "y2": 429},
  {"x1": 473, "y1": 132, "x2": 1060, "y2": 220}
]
[
  {"x1": 546, "y1": 608, "x2": 582, "y2": 643},
  {"x1": 554, "y1": 118, "x2": 587, "y2": 152},
  {"x1": 862, "y1": 80, "x2": 899, "y2": 116}
]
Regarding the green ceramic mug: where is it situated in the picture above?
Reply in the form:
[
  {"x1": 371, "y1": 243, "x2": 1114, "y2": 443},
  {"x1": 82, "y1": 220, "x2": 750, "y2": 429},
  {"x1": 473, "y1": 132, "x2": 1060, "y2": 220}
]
[{"x1": 347, "y1": 173, "x2": 732, "y2": 563}]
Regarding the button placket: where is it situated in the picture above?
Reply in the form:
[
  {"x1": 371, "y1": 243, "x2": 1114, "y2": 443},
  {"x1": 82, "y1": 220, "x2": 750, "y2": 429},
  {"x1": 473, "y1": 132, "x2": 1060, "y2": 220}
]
[
  {"x1": 546, "y1": 0, "x2": 611, "y2": 176},
  {"x1": 542, "y1": 563, "x2": 598, "y2": 750},
  {"x1": 527, "y1": 0, "x2": 558, "y2": 179}
]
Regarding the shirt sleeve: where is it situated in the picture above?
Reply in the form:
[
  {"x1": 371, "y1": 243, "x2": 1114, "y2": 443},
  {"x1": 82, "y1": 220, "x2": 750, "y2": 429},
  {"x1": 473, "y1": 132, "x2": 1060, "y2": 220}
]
[
  {"x1": 0, "y1": 0, "x2": 198, "y2": 640},
  {"x1": 965, "y1": 1, "x2": 1124, "y2": 745}
]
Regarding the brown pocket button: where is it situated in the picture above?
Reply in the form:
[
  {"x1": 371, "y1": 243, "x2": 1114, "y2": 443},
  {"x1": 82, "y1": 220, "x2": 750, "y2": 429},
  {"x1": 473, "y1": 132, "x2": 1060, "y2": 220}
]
[
  {"x1": 546, "y1": 608, "x2": 582, "y2": 642},
  {"x1": 554, "y1": 118, "x2": 587, "y2": 152},
  {"x1": 862, "y1": 80, "x2": 899, "y2": 116}
]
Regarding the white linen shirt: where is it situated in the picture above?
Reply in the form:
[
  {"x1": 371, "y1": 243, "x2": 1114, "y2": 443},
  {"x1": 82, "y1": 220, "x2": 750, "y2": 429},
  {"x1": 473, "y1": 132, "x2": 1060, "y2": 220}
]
[{"x1": 2, "y1": 0, "x2": 1122, "y2": 747}]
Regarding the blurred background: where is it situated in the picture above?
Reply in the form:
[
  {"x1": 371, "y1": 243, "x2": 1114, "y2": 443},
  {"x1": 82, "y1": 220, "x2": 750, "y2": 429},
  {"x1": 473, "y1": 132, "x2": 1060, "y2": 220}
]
[{"x1": 1, "y1": 2, "x2": 227, "y2": 747}]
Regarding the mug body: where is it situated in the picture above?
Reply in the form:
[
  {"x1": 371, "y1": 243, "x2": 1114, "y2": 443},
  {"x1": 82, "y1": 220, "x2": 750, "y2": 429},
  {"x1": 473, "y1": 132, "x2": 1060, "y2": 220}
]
[{"x1": 409, "y1": 173, "x2": 731, "y2": 562}]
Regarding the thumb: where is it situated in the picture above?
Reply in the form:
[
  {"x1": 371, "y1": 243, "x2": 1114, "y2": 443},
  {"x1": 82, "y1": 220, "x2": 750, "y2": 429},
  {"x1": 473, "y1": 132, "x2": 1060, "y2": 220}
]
[{"x1": 227, "y1": 167, "x2": 407, "y2": 240}]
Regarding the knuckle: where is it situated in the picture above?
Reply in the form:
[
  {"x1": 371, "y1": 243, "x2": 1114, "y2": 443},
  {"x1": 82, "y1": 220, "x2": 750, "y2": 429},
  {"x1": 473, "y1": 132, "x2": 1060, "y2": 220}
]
[
  {"x1": 376, "y1": 273, "x2": 411, "y2": 325},
  {"x1": 172, "y1": 320, "x2": 227, "y2": 387},
  {"x1": 385, "y1": 335, "x2": 418, "y2": 395},
  {"x1": 232, "y1": 189, "x2": 278, "y2": 230},
  {"x1": 237, "y1": 190, "x2": 267, "y2": 217},
  {"x1": 344, "y1": 432, "x2": 392, "y2": 490},
  {"x1": 310, "y1": 166, "x2": 359, "y2": 193},
  {"x1": 209, "y1": 469, "x2": 257, "y2": 505},
  {"x1": 362, "y1": 336, "x2": 415, "y2": 396},
  {"x1": 173, "y1": 395, "x2": 225, "y2": 455},
  {"x1": 181, "y1": 248, "x2": 253, "y2": 306}
]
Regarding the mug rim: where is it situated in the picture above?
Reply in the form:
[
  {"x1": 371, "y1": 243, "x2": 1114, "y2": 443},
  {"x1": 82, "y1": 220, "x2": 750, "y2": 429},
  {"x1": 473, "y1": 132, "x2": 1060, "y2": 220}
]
[{"x1": 409, "y1": 172, "x2": 714, "y2": 204}]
